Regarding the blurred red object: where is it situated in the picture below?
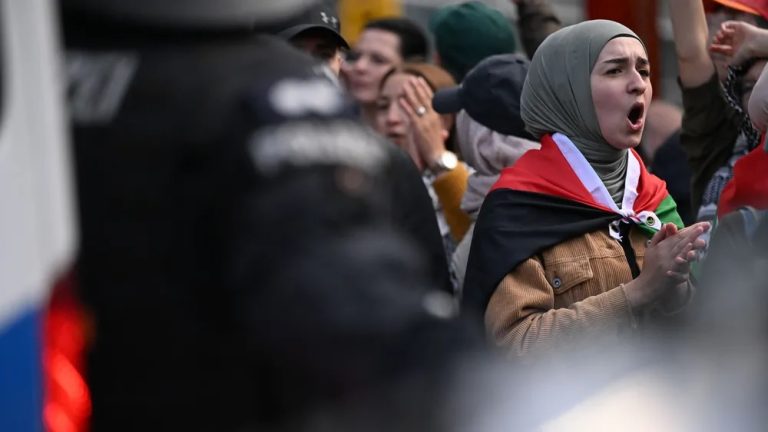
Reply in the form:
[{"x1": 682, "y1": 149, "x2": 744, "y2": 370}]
[
  {"x1": 43, "y1": 270, "x2": 91, "y2": 432},
  {"x1": 705, "y1": 0, "x2": 768, "y2": 21},
  {"x1": 718, "y1": 141, "x2": 768, "y2": 217}
]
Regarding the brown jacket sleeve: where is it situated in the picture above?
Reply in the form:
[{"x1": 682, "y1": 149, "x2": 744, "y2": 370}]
[
  {"x1": 432, "y1": 163, "x2": 471, "y2": 242},
  {"x1": 485, "y1": 256, "x2": 636, "y2": 357}
]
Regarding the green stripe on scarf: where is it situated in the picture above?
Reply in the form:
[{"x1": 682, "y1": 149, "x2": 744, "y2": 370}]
[{"x1": 636, "y1": 194, "x2": 684, "y2": 237}]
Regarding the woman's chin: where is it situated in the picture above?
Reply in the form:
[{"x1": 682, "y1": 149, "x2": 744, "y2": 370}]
[{"x1": 606, "y1": 136, "x2": 642, "y2": 151}]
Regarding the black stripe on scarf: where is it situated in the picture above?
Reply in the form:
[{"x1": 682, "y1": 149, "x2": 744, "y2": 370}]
[{"x1": 462, "y1": 189, "x2": 620, "y2": 314}]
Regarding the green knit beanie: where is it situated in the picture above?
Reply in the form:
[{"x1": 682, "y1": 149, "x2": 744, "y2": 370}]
[{"x1": 429, "y1": 1, "x2": 518, "y2": 81}]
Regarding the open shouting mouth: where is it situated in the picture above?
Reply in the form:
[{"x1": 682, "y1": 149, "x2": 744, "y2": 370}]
[{"x1": 627, "y1": 101, "x2": 645, "y2": 132}]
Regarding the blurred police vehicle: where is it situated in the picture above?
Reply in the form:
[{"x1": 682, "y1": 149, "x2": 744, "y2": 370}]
[
  {"x1": 0, "y1": 1, "x2": 80, "y2": 432},
  {"x1": 1, "y1": 1, "x2": 324, "y2": 431}
]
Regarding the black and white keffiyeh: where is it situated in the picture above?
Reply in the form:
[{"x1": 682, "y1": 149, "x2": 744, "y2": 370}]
[{"x1": 697, "y1": 62, "x2": 763, "y2": 223}]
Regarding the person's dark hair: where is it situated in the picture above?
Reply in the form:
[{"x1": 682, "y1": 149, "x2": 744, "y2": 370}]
[{"x1": 364, "y1": 17, "x2": 429, "y2": 61}]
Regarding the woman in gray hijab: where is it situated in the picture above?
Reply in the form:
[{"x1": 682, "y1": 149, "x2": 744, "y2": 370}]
[{"x1": 462, "y1": 20, "x2": 711, "y2": 357}]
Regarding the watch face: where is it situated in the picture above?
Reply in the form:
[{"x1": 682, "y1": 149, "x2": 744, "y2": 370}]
[{"x1": 441, "y1": 151, "x2": 458, "y2": 170}]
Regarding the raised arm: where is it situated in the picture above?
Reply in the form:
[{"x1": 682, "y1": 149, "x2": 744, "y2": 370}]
[{"x1": 668, "y1": 0, "x2": 715, "y2": 87}]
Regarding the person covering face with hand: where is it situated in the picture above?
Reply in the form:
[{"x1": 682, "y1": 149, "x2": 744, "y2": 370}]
[
  {"x1": 377, "y1": 70, "x2": 455, "y2": 173},
  {"x1": 463, "y1": 20, "x2": 709, "y2": 357},
  {"x1": 376, "y1": 64, "x2": 472, "y2": 274}
]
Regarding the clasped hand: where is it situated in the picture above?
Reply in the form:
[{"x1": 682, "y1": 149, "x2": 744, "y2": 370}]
[{"x1": 624, "y1": 222, "x2": 710, "y2": 309}]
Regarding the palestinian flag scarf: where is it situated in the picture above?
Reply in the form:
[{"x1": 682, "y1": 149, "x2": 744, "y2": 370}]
[{"x1": 462, "y1": 133, "x2": 683, "y2": 313}]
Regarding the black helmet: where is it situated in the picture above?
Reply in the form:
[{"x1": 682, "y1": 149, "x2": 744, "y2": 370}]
[{"x1": 61, "y1": 0, "x2": 320, "y2": 30}]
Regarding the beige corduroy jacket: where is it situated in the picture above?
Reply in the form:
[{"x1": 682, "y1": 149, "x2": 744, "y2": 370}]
[{"x1": 485, "y1": 226, "x2": 656, "y2": 357}]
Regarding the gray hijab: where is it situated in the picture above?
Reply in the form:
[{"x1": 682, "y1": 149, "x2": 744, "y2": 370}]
[{"x1": 520, "y1": 20, "x2": 645, "y2": 204}]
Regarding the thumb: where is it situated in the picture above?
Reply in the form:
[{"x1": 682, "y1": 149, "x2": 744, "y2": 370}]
[
  {"x1": 649, "y1": 223, "x2": 670, "y2": 247},
  {"x1": 664, "y1": 222, "x2": 679, "y2": 236}
]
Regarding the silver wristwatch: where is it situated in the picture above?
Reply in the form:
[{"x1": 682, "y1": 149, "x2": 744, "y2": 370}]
[{"x1": 430, "y1": 151, "x2": 458, "y2": 174}]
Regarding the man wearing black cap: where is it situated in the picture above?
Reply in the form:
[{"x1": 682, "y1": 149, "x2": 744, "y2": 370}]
[{"x1": 278, "y1": 3, "x2": 349, "y2": 76}]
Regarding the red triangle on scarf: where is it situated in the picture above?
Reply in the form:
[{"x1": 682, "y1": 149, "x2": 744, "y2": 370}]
[{"x1": 491, "y1": 134, "x2": 669, "y2": 215}]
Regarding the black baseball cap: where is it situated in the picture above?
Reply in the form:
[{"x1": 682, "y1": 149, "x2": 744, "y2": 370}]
[
  {"x1": 278, "y1": 3, "x2": 350, "y2": 50},
  {"x1": 433, "y1": 53, "x2": 531, "y2": 138}
]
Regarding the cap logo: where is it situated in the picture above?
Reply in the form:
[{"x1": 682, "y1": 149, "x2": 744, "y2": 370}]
[{"x1": 320, "y1": 11, "x2": 338, "y2": 28}]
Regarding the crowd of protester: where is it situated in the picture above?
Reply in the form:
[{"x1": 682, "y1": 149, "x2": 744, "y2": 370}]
[{"x1": 64, "y1": 0, "x2": 768, "y2": 430}]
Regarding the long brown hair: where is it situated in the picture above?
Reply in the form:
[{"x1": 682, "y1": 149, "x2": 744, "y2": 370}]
[{"x1": 401, "y1": 62, "x2": 456, "y2": 91}]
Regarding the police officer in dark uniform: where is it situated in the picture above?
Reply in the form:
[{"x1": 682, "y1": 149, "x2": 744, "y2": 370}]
[{"x1": 62, "y1": 0, "x2": 459, "y2": 430}]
